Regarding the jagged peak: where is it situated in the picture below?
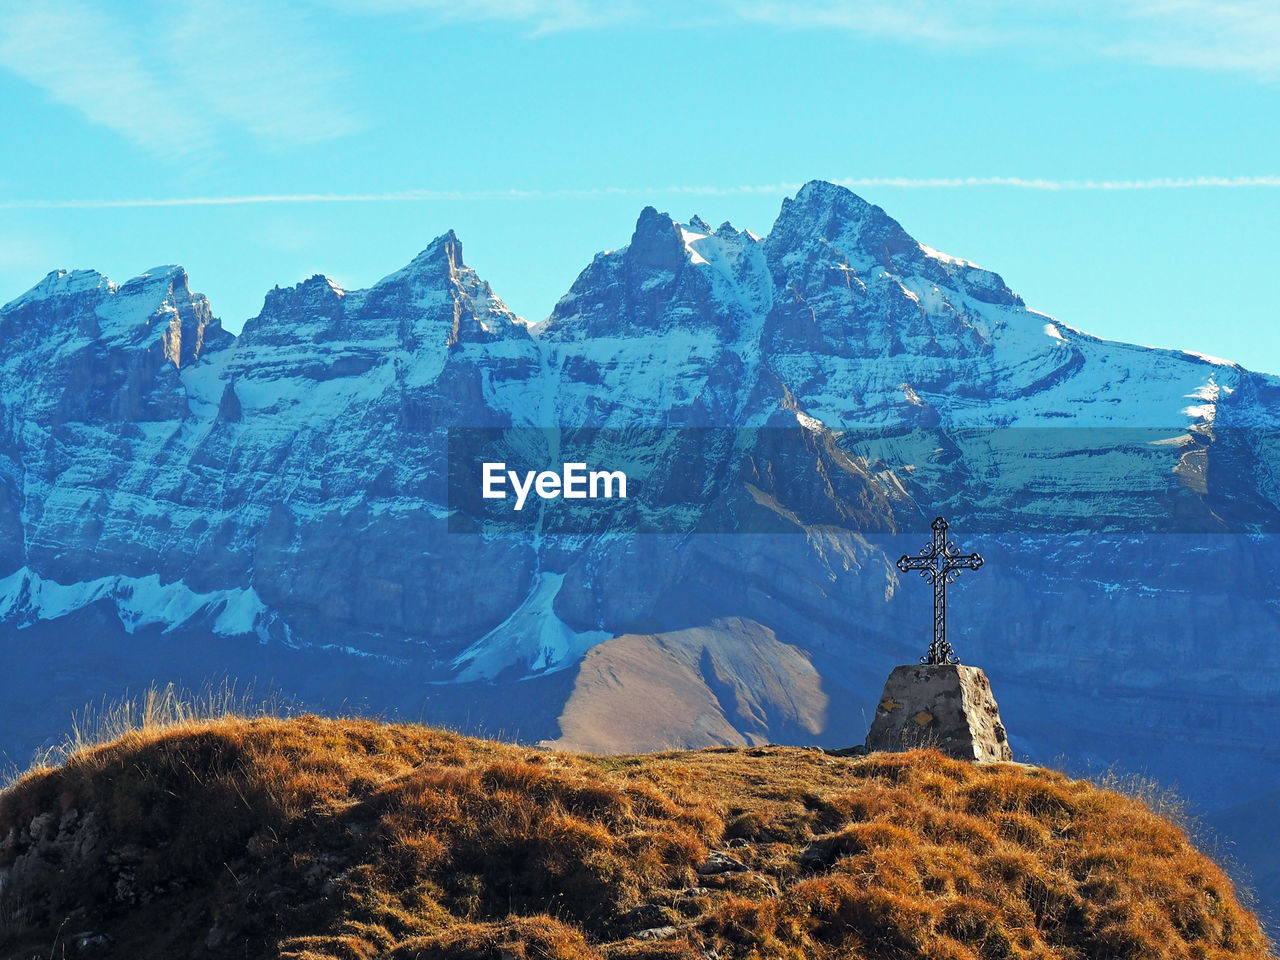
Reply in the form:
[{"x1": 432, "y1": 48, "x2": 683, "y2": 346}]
[
  {"x1": 117, "y1": 265, "x2": 197, "y2": 302},
  {"x1": 414, "y1": 229, "x2": 464, "y2": 267},
  {"x1": 2, "y1": 265, "x2": 209, "y2": 320},
  {"x1": 3, "y1": 268, "x2": 115, "y2": 312},
  {"x1": 766, "y1": 181, "x2": 1022, "y2": 307},
  {"x1": 371, "y1": 230, "x2": 471, "y2": 291},
  {"x1": 610, "y1": 208, "x2": 755, "y2": 271},
  {"x1": 632, "y1": 205, "x2": 672, "y2": 235},
  {"x1": 784, "y1": 180, "x2": 883, "y2": 229},
  {"x1": 422, "y1": 228, "x2": 461, "y2": 256},
  {"x1": 628, "y1": 205, "x2": 688, "y2": 271},
  {"x1": 793, "y1": 178, "x2": 872, "y2": 205},
  {"x1": 256, "y1": 272, "x2": 348, "y2": 323},
  {"x1": 767, "y1": 180, "x2": 908, "y2": 256},
  {"x1": 299, "y1": 273, "x2": 345, "y2": 295},
  {"x1": 133, "y1": 264, "x2": 189, "y2": 282}
]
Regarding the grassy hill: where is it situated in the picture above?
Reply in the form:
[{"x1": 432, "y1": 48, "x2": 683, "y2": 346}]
[{"x1": 0, "y1": 709, "x2": 1270, "y2": 959}]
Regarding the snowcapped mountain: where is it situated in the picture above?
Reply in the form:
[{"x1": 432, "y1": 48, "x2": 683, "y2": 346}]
[{"x1": 3, "y1": 181, "x2": 1280, "y2": 921}]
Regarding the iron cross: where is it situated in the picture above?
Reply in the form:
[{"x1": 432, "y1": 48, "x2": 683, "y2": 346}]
[{"x1": 896, "y1": 517, "x2": 984, "y2": 666}]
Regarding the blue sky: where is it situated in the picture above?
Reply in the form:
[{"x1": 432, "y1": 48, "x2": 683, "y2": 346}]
[{"x1": 2, "y1": 1, "x2": 1279, "y2": 370}]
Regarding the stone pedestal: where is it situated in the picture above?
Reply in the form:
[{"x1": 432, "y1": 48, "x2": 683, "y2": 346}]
[{"x1": 865, "y1": 664, "x2": 1012, "y2": 762}]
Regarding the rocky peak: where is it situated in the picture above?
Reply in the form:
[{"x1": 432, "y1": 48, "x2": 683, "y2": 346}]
[
  {"x1": 766, "y1": 181, "x2": 1021, "y2": 308},
  {"x1": 0, "y1": 264, "x2": 227, "y2": 370},
  {"x1": 349, "y1": 230, "x2": 472, "y2": 304},
  {"x1": 398, "y1": 229, "x2": 464, "y2": 281},
  {"x1": 765, "y1": 180, "x2": 915, "y2": 271},
  {"x1": 628, "y1": 206, "x2": 690, "y2": 273},
  {"x1": 377, "y1": 231, "x2": 529, "y2": 346},
  {"x1": 120, "y1": 264, "x2": 189, "y2": 292},
  {"x1": 256, "y1": 274, "x2": 347, "y2": 328},
  {"x1": 124, "y1": 266, "x2": 227, "y2": 368},
  {"x1": 240, "y1": 232, "x2": 529, "y2": 356},
  {"x1": 714, "y1": 220, "x2": 750, "y2": 240},
  {"x1": 540, "y1": 204, "x2": 759, "y2": 344},
  {"x1": 4, "y1": 268, "x2": 115, "y2": 312}
]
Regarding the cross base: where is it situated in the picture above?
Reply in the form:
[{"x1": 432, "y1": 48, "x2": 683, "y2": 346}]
[{"x1": 922, "y1": 637, "x2": 960, "y2": 666}]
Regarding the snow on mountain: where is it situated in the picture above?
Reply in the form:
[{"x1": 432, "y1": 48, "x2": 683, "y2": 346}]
[
  {"x1": 4, "y1": 182, "x2": 1275, "y2": 655},
  {"x1": 535, "y1": 205, "x2": 771, "y2": 427}
]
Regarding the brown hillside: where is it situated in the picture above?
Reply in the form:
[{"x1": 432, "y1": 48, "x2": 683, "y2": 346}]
[
  {"x1": 0, "y1": 714, "x2": 1269, "y2": 960},
  {"x1": 543, "y1": 618, "x2": 828, "y2": 753}
]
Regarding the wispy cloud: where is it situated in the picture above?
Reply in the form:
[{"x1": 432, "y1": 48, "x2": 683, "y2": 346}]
[
  {"x1": 165, "y1": 0, "x2": 360, "y2": 146},
  {"x1": 730, "y1": 0, "x2": 1280, "y2": 80},
  {"x1": 5, "y1": 175, "x2": 1280, "y2": 210},
  {"x1": 1097, "y1": 0, "x2": 1280, "y2": 76},
  {"x1": 318, "y1": 0, "x2": 637, "y2": 34},
  {"x1": 341, "y1": 0, "x2": 1280, "y2": 79},
  {"x1": 833, "y1": 175, "x2": 1280, "y2": 190},
  {"x1": 0, "y1": 2, "x2": 214, "y2": 158},
  {"x1": 4, "y1": 0, "x2": 1273, "y2": 164},
  {"x1": 0, "y1": 0, "x2": 359, "y2": 157}
]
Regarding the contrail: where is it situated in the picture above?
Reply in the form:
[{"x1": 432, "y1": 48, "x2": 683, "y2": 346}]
[
  {"x1": 834, "y1": 175, "x2": 1280, "y2": 190},
  {"x1": 3, "y1": 176, "x2": 1280, "y2": 209}
]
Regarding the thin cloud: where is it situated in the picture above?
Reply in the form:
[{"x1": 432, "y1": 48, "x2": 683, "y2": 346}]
[
  {"x1": 5, "y1": 175, "x2": 1280, "y2": 210},
  {"x1": 727, "y1": 0, "x2": 1023, "y2": 47},
  {"x1": 1100, "y1": 0, "x2": 1280, "y2": 76},
  {"x1": 0, "y1": 0, "x2": 359, "y2": 157},
  {"x1": 350, "y1": 0, "x2": 1280, "y2": 79},
  {"x1": 318, "y1": 0, "x2": 637, "y2": 34},
  {"x1": 165, "y1": 0, "x2": 361, "y2": 146},
  {"x1": 0, "y1": 1, "x2": 214, "y2": 158},
  {"x1": 834, "y1": 175, "x2": 1280, "y2": 190},
  {"x1": 728, "y1": 0, "x2": 1280, "y2": 79}
]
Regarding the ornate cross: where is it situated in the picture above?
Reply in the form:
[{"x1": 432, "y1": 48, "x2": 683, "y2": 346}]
[{"x1": 896, "y1": 517, "x2": 983, "y2": 665}]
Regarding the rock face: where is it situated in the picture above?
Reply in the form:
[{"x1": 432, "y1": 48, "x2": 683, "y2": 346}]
[{"x1": 865, "y1": 664, "x2": 1013, "y2": 762}]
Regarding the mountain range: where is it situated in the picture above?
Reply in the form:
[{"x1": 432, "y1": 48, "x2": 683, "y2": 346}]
[{"x1": 2, "y1": 180, "x2": 1278, "y2": 928}]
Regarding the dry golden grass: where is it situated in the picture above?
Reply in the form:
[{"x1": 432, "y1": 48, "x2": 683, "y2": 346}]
[{"x1": 0, "y1": 709, "x2": 1269, "y2": 960}]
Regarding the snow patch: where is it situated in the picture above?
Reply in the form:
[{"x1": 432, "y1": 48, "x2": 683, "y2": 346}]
[
  {"x1": 1183, "y1": 350, "x2": 1236, "y2": 367},
  {"x1": 1187, "y1": 380, "x2": 1220, "y2": 402},
  {"x1": 795, "y1": 411, "x2": 824, "y2": 432},
  {"x1": 0, "y1": 567, "x2": 274, "y2": 642},
  {"x1": 919, "y1": 243, "x2": 979, "y2": 269},
  {"x1": 680, "y1": 227, "x2": 710, "y2": 265},
  {"x1": 450, "y1": 571, "x2": 611, "y2": 682}
]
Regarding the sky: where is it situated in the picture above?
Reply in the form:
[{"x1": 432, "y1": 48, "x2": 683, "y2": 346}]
[{"x1": 1, "y1": 1, "x2": 1279, "y2": 370}]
